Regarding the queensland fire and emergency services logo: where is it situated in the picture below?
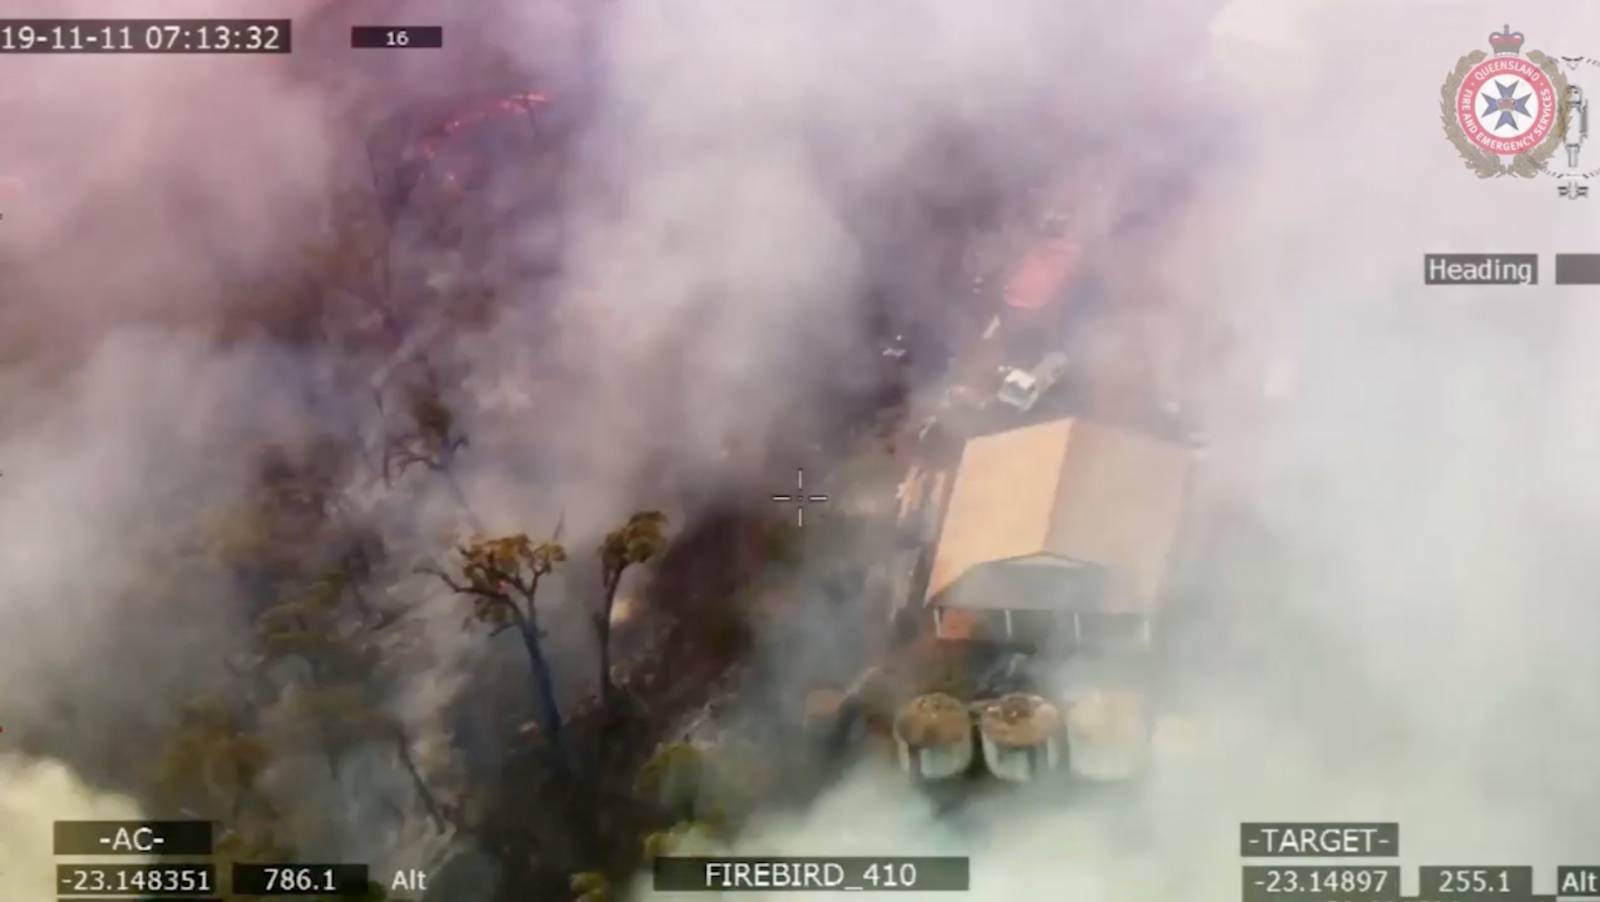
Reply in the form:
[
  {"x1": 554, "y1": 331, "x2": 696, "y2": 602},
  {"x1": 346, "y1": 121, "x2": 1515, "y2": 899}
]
[{"x1": 1441, "y1": 25, "x2": 1568, "y2": 179}]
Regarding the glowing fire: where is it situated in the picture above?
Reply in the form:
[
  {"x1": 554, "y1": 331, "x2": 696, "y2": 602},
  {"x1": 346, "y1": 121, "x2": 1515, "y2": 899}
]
[
  {"x1": 1003, "y1": 239, "x2": 1082, "y2": 310},
  {"x1": 610, "y1": 594, "x2": 639, "y2": 626},
  {"x1": 412, "y1": 92, "x2": 550, "y2": 165}
]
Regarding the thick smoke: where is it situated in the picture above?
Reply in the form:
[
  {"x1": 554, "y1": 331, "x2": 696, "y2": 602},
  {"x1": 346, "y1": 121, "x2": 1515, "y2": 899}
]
[
  {"x1": 0, "y1": 0, "x2": 513, "y2": 880},
  {"x1": 1180, "y1": 0, "x2": 1600, "y2": 870},
  {"x1": 447, "y1": 0, "x2": 1219, "y2": 523},
  {"x1": 626, "y1": 0, "x2": 1600, "y2": 898},
  {"x1": 5, "y1": 0, "x2": 1600, "y2": 897},
  {"x1": 0, "y1": 756, "x2": 147, "y2": 898}
]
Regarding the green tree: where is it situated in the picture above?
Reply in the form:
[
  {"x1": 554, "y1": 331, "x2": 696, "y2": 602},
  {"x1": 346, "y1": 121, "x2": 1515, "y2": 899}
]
[
  {"x1": 154, "y1": 701, "x2": 274, "y2": 822},
  {"x1": 426, "y1": 534, "x2": 571, "y2": 772},
  {"x1": 570, "y1": 871, "x2": 610, "y2": 902},
  {"x1": 636, "y1": 739, "x2": 772, "y2": 840},
  {"x1": 595, "y1": 512, "x2": 668, "y2": 713},
  {"x1": 641, "y1": 819, "x2": 722, "y2": 860},
  {"x1": 635, "y1": 742, "x2": 705, "y2": 821},
  {"x1": 208, "y1": 435, "x2": 455, "y2": 837},
  {"x1": 257, "y1": 574, "x2": 370, "y2": 773},
  {"x1": 255, "y1": 566, "x2": 451, "y2": 831}
]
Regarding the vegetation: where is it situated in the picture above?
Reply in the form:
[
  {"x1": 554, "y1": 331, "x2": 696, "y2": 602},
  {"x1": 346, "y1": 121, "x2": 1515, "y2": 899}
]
[
  {"x1": 154, "y1": 701, "x2": 274, "y2": 823},
  {"x1": 570, "y1": 871, "x2": 611, "y2": 902},
  {"x1": 83, "y1": 144, "x2": 805, "y2": 902},
  {"x1": 596, "y1": 511, "x2": 669, "y2": 713},
  {"x1": 382, "y1": 377, "x2": 469, "y2": 483},
  {"x1": 426, "y1": 533, "x2": 573, "y2": 772}
]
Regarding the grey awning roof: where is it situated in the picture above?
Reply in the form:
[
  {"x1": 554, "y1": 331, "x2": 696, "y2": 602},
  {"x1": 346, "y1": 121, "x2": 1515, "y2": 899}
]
[{"x1": 929, "y1": 554, "x2": 1110, "y2": 612}]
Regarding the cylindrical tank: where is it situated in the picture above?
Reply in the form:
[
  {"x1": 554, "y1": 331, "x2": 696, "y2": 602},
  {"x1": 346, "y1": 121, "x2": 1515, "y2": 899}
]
[
  {"x1": 892, "y1": 693, "x2": 975, "y2": 780},
  {"x1": 1065, "y1": 689, "x2": 1149, "y2": 780},
  {"x1": 976, "y1": 693, "x2": 1063, "y2": 783}
]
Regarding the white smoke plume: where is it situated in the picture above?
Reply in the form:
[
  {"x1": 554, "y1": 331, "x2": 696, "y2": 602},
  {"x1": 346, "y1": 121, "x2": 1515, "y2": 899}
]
[
  {"x1": 0, "y1": 755, "x2": 147, "y2": 899},
  {"x1": 0, "y1": 0, "x2": 457, "y2": 869},
  {"x1": 6, "y1": 0, "x2": 1599, "y2": 897},
  {"x1": 625, "y1": 0, "x2": 1600, "y2": 899}
]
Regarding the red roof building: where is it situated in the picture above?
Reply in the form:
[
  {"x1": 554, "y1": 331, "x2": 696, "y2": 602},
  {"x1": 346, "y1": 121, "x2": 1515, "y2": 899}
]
[{"x1": 1003, "y1": 239, "x2": 1082, "y2": 311}]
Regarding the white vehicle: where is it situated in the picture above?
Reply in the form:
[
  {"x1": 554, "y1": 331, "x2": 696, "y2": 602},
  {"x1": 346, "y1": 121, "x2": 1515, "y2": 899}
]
[{"x1": 996, "y1": 352, "x2": 1069, "y2": 412}]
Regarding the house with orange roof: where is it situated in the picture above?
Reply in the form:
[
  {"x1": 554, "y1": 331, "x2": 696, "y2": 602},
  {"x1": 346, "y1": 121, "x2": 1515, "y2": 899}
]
[{"x1": 924, "y1": 417, "x2": 1192, "y2": 651}]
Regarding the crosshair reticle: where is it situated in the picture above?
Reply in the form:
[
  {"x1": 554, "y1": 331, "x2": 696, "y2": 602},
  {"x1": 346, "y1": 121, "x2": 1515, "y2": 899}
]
[{"x1": 771, "y1": 468, "x2": 828, "y2": 527}]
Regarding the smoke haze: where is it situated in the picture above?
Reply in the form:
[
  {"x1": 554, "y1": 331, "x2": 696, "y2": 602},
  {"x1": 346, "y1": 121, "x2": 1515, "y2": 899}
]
[
  {"x1": 2, "y1": 0, "x2": 1599, "y2": 898},
  {"x1": 626, "y1": 0, "x2": 1600, "y2": 897},
  {"x1": 0, "y1": 756, "x2": 146, "y2": 898}
]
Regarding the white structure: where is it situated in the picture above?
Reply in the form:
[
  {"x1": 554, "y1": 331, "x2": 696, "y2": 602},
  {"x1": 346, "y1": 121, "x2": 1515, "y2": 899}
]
[{"x1": 995, "y1": 353, "x2": 1070, "y2": 412}]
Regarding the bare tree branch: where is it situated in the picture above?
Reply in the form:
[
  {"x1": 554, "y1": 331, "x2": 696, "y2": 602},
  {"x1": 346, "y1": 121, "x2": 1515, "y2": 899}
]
[{"x1": 416, "y1": 564, "x2": 512, "y2": 605}]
